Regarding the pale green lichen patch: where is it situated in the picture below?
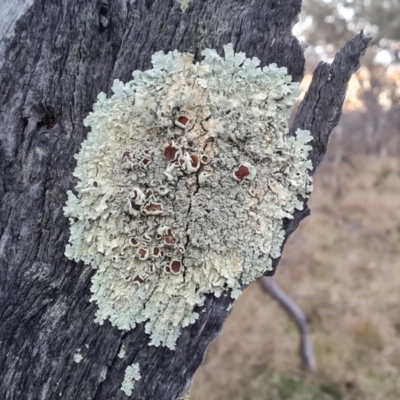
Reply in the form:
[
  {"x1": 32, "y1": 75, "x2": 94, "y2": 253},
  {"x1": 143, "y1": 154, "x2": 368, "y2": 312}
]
[
  {"x1": 178, "y1": 0, "x2": 190, "y2": 11},
  {"x1": 64, "y1": 44, "x2": 313, "y2": 350},
  {"x1": 73, "y1": 351, "x2": 83, "y2": 363},
  {"x1": 121, "y1": 363, "x2": 141, "y2": 396},
  {"x1": 118, "y1": 345, "x2": 126, "y2": 359}
]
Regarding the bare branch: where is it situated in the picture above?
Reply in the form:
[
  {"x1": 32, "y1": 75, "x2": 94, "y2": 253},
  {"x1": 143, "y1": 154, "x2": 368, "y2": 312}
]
[
  {"x1": 290, "y1": 31, "x2": 372, "y2": 172},
  {"x1": 259, "y1": 277, "x2": 317, "y2": 374}
]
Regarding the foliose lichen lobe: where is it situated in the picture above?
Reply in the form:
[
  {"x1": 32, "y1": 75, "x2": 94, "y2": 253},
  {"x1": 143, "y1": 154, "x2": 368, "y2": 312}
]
[
  {"x1": 73, "y1": 351, "x2": 83, "y2": 363},
  {"x1": 178, "y1": 0, "x2": 191, "y2": 11},
  {"x1": 63, "y1": 44, "x2": 313, "y2": 350},
  {"x1": 121, "y1": 363, "x2": 141, "y2": 396}
]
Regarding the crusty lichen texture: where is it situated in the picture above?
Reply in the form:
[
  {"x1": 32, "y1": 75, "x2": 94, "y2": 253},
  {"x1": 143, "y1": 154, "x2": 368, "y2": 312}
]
[
  {"x1": 64, "y1": 44, "x2": 313, "y2": 350},
  {"x1": 178, "y1": 0, "x2": 190, "y2": 11},
  {"x1": 121, "y1": 363, "x2": 141, "y2": 396}
]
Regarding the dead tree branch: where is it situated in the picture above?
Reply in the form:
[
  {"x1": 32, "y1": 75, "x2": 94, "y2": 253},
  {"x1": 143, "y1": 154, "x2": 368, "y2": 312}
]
[{"x1": 259, "y1": 277, "x2": 317, "y2": 374}]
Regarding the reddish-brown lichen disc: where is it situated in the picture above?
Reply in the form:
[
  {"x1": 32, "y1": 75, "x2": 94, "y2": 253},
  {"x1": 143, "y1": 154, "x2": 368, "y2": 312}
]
[
  {"x1": 130, "y1": 238, "x2": 138, "y2": 245},
  {"x1": 142, "y1": 157, "x2": 151, "y2": 165},
  {"x1": 144, "y1": 202, "x2": 163, "y2": 213},
  {"x1": 164, "y1": 236, "x2": 176, "y2": 246},
  {"x1": 164, "y1": 266, "x2": 171, "y2": 273},
  {"x1": 177, "y1": 116, "x2": 189, "y2": 126},
  {"x1": 93, "y1": 181, "x2": 98, "y2": 187},
  {"x1": 200, "y1": 155, "x2": 209, "y2": 164},
  {"x1": 138, "y1": 248, "x2": 147, "y2": 258},
  {"x1": 234, "y1": 165, "x2": 250, "y2": 180},
  {"x1": 153, "y1": 247, "x2": 160, "y2": 256},
  {"x1": 171, "y1": 260, "x2": 181, "y2": 273},
  {"x1": 133, "y1": 275, "x2": 144, "y2": 284},
  {"x1": 190, "y1": 154, "x2": 200, "y2": 168},
  {"x1": 163, "y1": 144, "x2": 178, "y2": 161},
  {"x1": 122, "y1": 151, "x2": 131, "y2": 159},
  {"x1": 142, "y1": 233, "x2": 151, "y2": 241}
]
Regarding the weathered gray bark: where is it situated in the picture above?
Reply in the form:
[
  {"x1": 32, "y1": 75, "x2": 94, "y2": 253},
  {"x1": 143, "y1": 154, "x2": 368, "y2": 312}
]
[
  {"x1": 0, "y1": 0, "x2": 33, "y2": 68},
  {"x1": 0, "y1": 1, "x2": 370, "y2": 399}
]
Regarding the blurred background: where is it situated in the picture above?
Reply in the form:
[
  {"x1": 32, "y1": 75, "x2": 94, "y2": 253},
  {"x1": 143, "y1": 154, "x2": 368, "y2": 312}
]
[{"x1": 190, "y1": 1, "x2": 400, "y2": 399}]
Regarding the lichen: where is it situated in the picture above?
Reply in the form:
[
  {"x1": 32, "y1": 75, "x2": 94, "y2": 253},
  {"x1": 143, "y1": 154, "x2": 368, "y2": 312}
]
[
  {"x1": 118, "y1": 345, "x2": 126, "y2": 359},
  {"x1": 73, "y1": 351, "x2": 83, "y2": 363},
  {"x1": 64, "y1": 44, "x2": 313, "y2": 350},
  {"x1": 178, "y1": 0, "x2": 190, "y2": 12},
  {"x1": 121, "y1": 363, "x2": 141, "y2": 396}
]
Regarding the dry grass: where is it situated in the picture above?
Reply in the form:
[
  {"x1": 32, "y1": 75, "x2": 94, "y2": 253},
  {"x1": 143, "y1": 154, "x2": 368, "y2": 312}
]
[{"x1": 190, "y1": 156, "x2": 400, "y2": 400}]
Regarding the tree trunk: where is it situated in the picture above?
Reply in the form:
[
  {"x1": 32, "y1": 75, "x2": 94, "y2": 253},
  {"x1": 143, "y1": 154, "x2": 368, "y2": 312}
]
[
  {"x1": 0, "y1": 1, "x2": 370, "y2": 399},
  {"x1": 0, "y1": 0, "x2": 33, "y2": 68}
]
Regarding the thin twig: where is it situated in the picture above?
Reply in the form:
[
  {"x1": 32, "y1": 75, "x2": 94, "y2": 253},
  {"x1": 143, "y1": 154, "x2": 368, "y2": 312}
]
[{"x1": 259, "y1": 277, "x2": 317, "y2": 374}]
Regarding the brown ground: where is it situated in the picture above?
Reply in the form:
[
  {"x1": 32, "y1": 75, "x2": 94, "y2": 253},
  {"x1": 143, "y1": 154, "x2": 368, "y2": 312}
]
[{"x1": 190, "y1": 155, "x2": 400, "y2": 400}]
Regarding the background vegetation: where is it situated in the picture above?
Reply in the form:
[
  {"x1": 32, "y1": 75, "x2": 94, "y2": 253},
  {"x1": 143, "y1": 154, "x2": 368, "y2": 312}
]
[{"x1": 190, "y1": 1, "x2": 400, "y2": 399}]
